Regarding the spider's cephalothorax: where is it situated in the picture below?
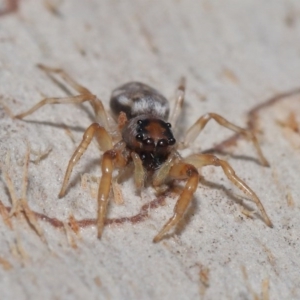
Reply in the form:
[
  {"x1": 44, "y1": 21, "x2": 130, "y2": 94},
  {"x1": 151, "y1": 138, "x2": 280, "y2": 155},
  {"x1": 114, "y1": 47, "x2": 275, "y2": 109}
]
[
  {"x1": 122, "y1": 116, "x2": 176, "y2": 170},
  {"x1": 15, "y1": 65, "x2": 273, "y2": 243}
]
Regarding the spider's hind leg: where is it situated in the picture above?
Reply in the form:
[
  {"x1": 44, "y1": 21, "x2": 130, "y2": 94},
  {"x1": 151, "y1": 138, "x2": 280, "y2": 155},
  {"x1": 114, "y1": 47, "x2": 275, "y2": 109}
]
[
  {"x1": 168, "y1": 77, "x2": 186, "y2": 127},
  {"x1": 15, "y1": 64, "x2": 110, "y2": 129}
]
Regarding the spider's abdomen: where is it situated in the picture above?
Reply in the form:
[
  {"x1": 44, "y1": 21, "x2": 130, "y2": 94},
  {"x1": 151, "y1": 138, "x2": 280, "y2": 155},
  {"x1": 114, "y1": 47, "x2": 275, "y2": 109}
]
[{"x1": 110, "y1": 82, "x2": 170, "y2": 121}]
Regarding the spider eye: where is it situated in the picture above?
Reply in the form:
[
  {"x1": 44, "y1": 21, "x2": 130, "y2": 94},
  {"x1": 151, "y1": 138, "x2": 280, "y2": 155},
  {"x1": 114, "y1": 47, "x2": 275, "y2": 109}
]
[
  {"x1": 166, "y1": 123, "x2": 171, "y2": 128},
  {"x1": 157, "y1": 139, "x2": 168, "y2": 147},
  {"x1": 168, "y1": 138, "x2": 176, "y2": 145},
  {"x1": 137, "y1": 120, "x2": 143, "y2": 125},
  {"x1": 143, "y1": 138, "x2": 154, "y2": 145},
  {"x1": 136, "y1": 133, "x2": 143, "y2": 140}
]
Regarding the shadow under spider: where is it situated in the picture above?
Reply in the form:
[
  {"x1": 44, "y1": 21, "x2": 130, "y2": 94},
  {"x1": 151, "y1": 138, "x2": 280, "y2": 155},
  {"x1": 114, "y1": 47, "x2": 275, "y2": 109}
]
[
  {"x1": 200, "y1": 178, "x2": 265, "y2": 223},
  {"x1": 202, "y1": 148, "x2": 260, "y2": 165},
  {"x1": 22, "y1": 120, "x2": 87, "y2": 133}
]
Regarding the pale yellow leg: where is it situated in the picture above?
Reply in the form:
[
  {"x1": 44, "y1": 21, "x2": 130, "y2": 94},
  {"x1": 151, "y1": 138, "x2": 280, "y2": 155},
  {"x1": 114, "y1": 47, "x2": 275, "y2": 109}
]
[
  {"x1": 153, "y1": 162, "x2": 200, "y2": 242},
  {"x1": 183, "y1": 113, "x2": 269, "y2": 166},
  {"x1": 169, "y1": 77, "x2": 186, "y2": 126},
  {"x1": 152, "y1": 151, "x2": 179, "y2": 187},
  {"x1": 59, "y1": 123, "x2": 112, "y2": 197},
  {"x1": 184, "y1": 153, "x2": 273, "y2": 228},
  {"x1": 97, "y1": 149, "x2": 127, "y2": 238},
  {"x1": 15, "y1": 64, "x2": 110, "y2": 128},
  {"x1": 131, "y1": 152, "x2": 146, "y2": 191}
]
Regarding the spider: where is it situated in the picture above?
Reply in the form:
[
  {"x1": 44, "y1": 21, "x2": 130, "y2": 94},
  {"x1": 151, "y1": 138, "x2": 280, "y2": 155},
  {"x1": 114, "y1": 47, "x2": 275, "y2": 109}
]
[{"x1": 15, "y1": 65, "x2": 273, "y2": 242}]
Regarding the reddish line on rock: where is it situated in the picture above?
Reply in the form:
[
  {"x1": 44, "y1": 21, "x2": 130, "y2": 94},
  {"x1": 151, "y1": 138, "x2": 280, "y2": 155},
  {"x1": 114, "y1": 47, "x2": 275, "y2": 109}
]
[
  {"x1": 212, "y1": 88, "x2": 300, "y2": 152},
  {"x1": 0, "y1": 0, "x2": 19, "y2": 17},
  {"x1": 4, "y1": 195, "x2": 167, "y2": 230}
]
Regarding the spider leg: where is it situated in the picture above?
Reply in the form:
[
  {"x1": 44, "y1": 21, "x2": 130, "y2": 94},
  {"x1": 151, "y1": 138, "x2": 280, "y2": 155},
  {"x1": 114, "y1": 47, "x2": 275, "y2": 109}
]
[
  {"x1": 153, "y1": 162, "x2": 200, "y2": 243},
  {"x1": 97, "y1": 149, "x2": 127, "y2": 238},
  {"x1": 59, "y1": 123, "x2": 112, "y2": 197},
  {"x1": 15, "y1": 95, "x2": 91, "y2": 119},
  {"x1": 131, "y1": 152, "x2": 146, "y2": 192},
  {"x1": 37, "y1": 64, "x2": 91, "y2": 95},
  {"x1": 184, "y1": 153, "x2": 273, "y2": 228},
  {"x1": 183, "y1": 113, "x2": 269, "y2": 166},
  {"x1": 152, "y1": 150, "x2": 179, "y2": 187},
  {"x1": 15, "y1": 64, "x2": 110, "y2": 129},
  {"x1": 168, "y1": 77, "x2": 186, "y2": 126}
]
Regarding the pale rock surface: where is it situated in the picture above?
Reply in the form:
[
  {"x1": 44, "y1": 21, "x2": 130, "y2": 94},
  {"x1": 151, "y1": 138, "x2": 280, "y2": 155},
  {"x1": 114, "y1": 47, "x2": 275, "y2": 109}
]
[{"x1": 0, "y1": 1, "x2": 300, "y2": 299}]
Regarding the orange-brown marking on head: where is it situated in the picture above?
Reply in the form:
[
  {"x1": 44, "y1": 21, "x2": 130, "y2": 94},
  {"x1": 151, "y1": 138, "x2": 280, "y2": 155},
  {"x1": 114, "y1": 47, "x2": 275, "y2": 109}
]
[{"x1": 145, "y1": 120, "x2": 169, "y2": 142}]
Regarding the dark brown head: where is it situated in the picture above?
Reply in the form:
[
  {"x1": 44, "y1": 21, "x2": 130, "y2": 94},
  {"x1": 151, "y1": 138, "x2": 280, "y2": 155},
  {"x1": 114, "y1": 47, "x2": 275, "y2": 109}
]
[{"x1": 122, "y1": 115, "x2": 176, "y2": 170}]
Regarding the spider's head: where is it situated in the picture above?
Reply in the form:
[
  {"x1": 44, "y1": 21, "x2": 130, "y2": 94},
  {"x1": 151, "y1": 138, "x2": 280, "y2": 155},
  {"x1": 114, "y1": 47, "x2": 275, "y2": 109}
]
[
  {"x1": 122, "y1": 115, "x2": 176, "y2": 170},
  {"x1": 134, "y1": 118, "x2": 176, "y2": 151}
]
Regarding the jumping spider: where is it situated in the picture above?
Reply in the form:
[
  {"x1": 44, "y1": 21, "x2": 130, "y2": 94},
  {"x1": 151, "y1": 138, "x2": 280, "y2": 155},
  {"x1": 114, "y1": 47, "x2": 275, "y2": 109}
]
[{"x1": 15, "y1": 65, "x2": 273, "y2": 242}]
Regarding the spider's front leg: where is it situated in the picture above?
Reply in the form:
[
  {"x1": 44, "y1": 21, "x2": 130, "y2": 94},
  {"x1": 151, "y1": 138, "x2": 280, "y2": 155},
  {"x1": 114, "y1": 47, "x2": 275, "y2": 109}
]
[
  {"x1": 183, "y1": 113, "x2": 269, "y2": 167},
  {"x1": 184, "y1": 153, "x2": 273, "y2": 228},
  {"x1": 58, "y1": 120, "x2": 127, "y2": 238},
  {"x1": 97, "y1": 149, "x2": 127, "y2": 238},
  {"x1": 53, "y1": 120, "x2": 127, "y2": 238},
  {"x1": 59, "y1": 123, "x2": 112, "y2": 197},
  {"x1": 153, "y1": 162, "x2": 200, "y2": 243}
]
